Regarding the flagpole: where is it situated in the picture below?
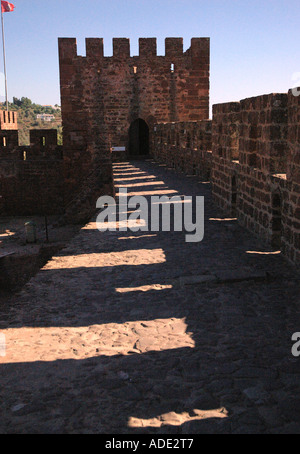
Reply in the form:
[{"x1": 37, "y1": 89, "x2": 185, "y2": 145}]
[{"x1": 1, "y1": 7, "x2": 8, "y2": 111}]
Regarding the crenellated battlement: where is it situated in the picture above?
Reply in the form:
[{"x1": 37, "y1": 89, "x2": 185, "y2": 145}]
[
  {"x1": 138, "y1": 38, "x2": 157, "y2": 58},
  {"x1": 164, "y1": 38, "x2": 183, "y2": 57},
  {"x1": 58, "y1": 37, "x2": 77, "y2": 60},
  {"x1": 0, "y1": 110, "x2": 18, "y2": 130},
  {"x1": 30, "y1": 129, "x2": 59, "y2": 148},
  {"x1": 59, "y1": 37, "x2": 210, "y2": 60},
  {"x1": 0, "y1": 130, "x2": 19, "y2": 149},
  {"x1": 0, "y1": 128, "x2": 62, "y2": 160},
  {"x1": 112, "y1": 38, "x2": 130, "y2": 58},
  {"x1": 85, "y1": 38, "x2": 104, "y2": 59}
]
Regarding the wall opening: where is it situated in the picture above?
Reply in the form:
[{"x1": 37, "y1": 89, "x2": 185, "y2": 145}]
[
  {"x1": 186, "y1": 132, "x2": 191, "y2": 149},
  {"x1": 171, "y1": 129, "x2": 175, "y2": 145},
  {"x1": 128, "y1": 119, "x2": 149, "y2": 156},
  {"x1": 271, "y1": 192, "x2": 282, "y2": 250},
  {"x1": 249, "y1": 153, "x2": 257, "y2": 168},
  {"x1": 230, "y1": 125, "x2": 239, "y2": 160}
]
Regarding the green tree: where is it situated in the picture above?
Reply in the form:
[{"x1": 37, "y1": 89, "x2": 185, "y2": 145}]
[
  {"x1": 13, "y1": 96, "x2": 21, "y2": 106},
  {"x1": 20, "y1": 97, "x2": 32, "y2": 108}
]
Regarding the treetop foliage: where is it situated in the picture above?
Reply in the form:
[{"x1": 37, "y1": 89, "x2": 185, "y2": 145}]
[{"x1": 11, "y1": 97, "x2": 61, "y2": 116}]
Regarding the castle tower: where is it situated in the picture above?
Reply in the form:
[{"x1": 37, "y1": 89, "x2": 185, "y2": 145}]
[
  {"x1": 0, "y1": 110, "x2": 18, "y2": 130},
  {"x1": 58, "y1": 36, "x2": 210, "y2": 205}
]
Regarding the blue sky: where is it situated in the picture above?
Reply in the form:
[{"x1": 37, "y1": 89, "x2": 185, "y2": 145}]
[{"x1": 1, "y1": 0, "x2": 300, "y2": 115}]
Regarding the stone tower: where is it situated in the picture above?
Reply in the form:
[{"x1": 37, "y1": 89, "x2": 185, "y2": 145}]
[{"x1": 58, "y1": 37, "x2": 210, "y2": 209}]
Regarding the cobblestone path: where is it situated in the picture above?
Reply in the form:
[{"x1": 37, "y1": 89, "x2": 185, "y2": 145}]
[{"x1": 1, "y1": 159, "x2": 300, "y2": 434}]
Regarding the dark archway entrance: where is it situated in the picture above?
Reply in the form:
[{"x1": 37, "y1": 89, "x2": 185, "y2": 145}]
[{"x1": 128, "y1": 119, "x2": 149, "y2": 156}]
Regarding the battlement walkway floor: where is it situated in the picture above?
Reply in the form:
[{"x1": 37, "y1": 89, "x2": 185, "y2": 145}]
[{"x1": 1, "y1": 159, "x2": 300, "y2": 434}]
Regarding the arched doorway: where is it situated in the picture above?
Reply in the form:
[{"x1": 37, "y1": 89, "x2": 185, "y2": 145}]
[{"x1": 128, "y1": 119, "x2": 149, "y2": 156}]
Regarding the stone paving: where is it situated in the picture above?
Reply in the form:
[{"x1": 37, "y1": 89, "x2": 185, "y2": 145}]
[{"x1": 1, "y1": 159, "x2": 300, "y2": 434}]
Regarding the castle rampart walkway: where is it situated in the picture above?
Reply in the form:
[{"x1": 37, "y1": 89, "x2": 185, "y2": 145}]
[{"x1": 0, "y1": 160, "x2": 300, "y2": 434}]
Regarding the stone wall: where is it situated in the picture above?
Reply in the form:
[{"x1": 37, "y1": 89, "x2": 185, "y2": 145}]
[
  {"x1": 211, "y1": 102, "x2": 240, "y2": 213},
  {"x1": 152, "y1": 88, "x2": 300, "y2": 264},
  {"x1": 283, "y1": 88, "x2": 300, "y2": 262},
  {"x1": 211, "y1": 94, "x2": 289, "y2": 242},
  {"x1": 152, "y1": 120, "x2": 212, "y2": 180},
  {"x1": 237, "y1": 94, "x2": 288, "y2": 245},
  {"x1": 0, "y1": 129, "x2": 64, "y2": 215}
]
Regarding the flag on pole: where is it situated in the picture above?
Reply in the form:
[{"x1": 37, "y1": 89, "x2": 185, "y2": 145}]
[
  {"x1": 1, "y1": 1, "x2": 14, "y2": 111},
  {"x1": 1, "y1": 1, "x2": 15, "y2": 13}
]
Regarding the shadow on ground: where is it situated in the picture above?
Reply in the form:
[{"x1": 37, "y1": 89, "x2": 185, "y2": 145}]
[{"x1": 0, "y1": 160, "x2": 300, "y2": 434}]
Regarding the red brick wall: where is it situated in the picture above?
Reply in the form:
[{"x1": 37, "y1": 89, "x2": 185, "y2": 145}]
[
  {"x1": 211, "y1": 102, "x2": 240, "y2": 213},
  {"x1": 0, "y1": 129, "x2": 64, "y2": 215},
  {"x1": 237, "y1": 94, "x2": 288, "y2": 243},
  {"x1": 211, "y1": 95, "x2": 289, "y2": 242},
  {"x1": 151, "y1": 89, "x2": 300, "y2": 265},
  {"x1": 239, "y1": 94, "x2": 288, "y2": 174},
  {"x1": 0, "y1": 160, "x2": 64, "y2": 216},
  {"x1": 210, "y1": 91, "x2": 300, "y2": 263}
]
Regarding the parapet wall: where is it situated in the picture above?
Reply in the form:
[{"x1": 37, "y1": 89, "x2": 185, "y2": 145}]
[
  {"x1": 211, "y1": 102, "x2": 240, "y2": 213},
  {"x1": 61, "y1": 36, "x2": 209, "y2": 66},
  {"x1": 0, "y1": 128, "x2": 64, "y2": 215},
  {"x1": 152, "y1": 120, "x2": 212, "y2": 180},
  {"x1": 0, "y1": 129, "x2": 62, "y2": 159},
  {"x1": 287, "y1": 88, "x2": 300, "y2": 182},
  {"x1": 152, "y1": 88, "x2": 300, "y2": 264},
  {"x1": 211, "y1": 94, "x2": 290, "y2": 250}
]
